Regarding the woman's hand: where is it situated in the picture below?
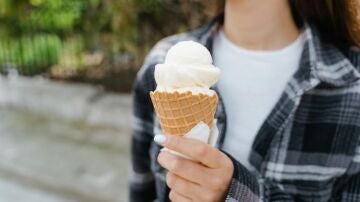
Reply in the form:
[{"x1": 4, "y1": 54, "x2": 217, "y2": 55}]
[{"x1": 155, "y1": 135, "x2": 234, "y2": 202}]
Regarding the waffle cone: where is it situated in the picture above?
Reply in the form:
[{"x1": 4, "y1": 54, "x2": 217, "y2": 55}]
[{"x1": 150, "y1": 91, "x2": 218, "y2": 136}]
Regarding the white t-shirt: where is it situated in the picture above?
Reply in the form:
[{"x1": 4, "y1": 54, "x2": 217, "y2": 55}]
[{"x1": 213, "y1": 30, "x2": 305, "y2": 169}]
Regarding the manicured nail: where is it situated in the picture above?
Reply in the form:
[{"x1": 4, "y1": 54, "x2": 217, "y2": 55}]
[{"x1": 154, "y1": 134, "x2": 166, "y2": 144}]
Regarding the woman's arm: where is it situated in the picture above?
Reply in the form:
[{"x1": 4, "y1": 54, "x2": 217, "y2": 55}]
[
  {"x1": 338, "y1": 172, "x2": 360, "y2": 201},
  {"x1": 129, "y1": 63, "x2": 157, "y2": 202},
  {"x1": 156, "y1": 134, "x2": 360, "y2": 202},
  {"x1": 225, "y1": 153, "x2": 294, "y2": 201}
]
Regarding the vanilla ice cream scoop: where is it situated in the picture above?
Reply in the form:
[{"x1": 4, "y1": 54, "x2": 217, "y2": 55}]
[
  {"x1": 155, "y1": 41, "x2": 220, "y2": 94},
  {"x1": 150, "y1": 41, "x2": 220, "y2": 136}
]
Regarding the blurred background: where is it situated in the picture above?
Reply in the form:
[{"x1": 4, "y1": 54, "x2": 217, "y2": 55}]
[{"x1": 0, "y1": 0, "x2": 219, "y2": 201}]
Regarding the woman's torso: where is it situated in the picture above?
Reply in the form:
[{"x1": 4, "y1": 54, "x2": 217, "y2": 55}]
[
  {"x1": 146, "y1": 21, "x2": 360, "y2": 201},
  {"x1": 213, "y1": 29, "x2": 306, "y2": 169}
]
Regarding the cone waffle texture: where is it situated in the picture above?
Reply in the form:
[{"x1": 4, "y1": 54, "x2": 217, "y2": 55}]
[{"x1": 150, "y1": 91, "x2": 218, "y2": 136}]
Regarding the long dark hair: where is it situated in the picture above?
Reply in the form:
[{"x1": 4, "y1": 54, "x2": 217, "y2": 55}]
[
  {"x1": 217, "y1": 0, "x2": 360, "y2": 48},
  {"x1": 290, "y1": 0, "x2": 360, "y2": 48}
]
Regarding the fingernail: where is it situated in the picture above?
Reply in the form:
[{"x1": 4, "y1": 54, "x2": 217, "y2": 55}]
[{"x1": 154, "y1": 134, "x2": 166, "y2": 144}]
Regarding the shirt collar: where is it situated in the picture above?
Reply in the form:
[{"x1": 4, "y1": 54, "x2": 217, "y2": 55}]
[
  {"x1": 304, "y1": 24, "x2": 360, "y2": 87},
  {"x1": 198, "y1": 16, "x2": 360, "y2": 87}
]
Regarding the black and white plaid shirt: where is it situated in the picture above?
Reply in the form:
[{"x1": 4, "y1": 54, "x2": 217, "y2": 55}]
[{"x1": 130, "y1": 16, "x2": 360, "y2": 202}]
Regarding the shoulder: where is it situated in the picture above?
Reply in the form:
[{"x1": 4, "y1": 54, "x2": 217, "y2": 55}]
[
  {"x1": 134, "y1": 28, "x2": 205, "y2": 92},
  {"x1": 344, "y1": 46, "x2": 360, "y2": 93},
  {"x1": 134, "y1": 16, "x2": 220, "y2": 91},
  {"x1": 143, "y1": 28, "x2": 205, "y2": 66},
  {"x1": 144, "y1": 17, "x2": 218, "y2": 65},
  {"x1": 347, "y1": 46, "x2": 360, "y2": 72}
]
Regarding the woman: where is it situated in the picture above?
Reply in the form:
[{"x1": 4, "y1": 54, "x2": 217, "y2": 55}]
[{"x1": 130, "y1": 0, "x2": 360, "y2": 201}]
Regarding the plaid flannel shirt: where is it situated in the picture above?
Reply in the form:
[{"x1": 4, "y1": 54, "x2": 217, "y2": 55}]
[{"x1": 130, "y1": 16, "x2": 360, "y2": 202}]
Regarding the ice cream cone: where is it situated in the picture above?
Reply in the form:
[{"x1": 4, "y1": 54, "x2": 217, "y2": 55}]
[{"x1": 150, "y1": 91, "x2": 218, "y2": 136}]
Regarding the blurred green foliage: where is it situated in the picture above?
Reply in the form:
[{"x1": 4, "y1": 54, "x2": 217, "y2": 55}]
[
  {"x1": 0, "y1": 35, "x2": 62, "y2": 74},
  {"x1": 0, "y1": 0, "x2": 84, "y2": 74},
  {"x1": 0, "y1": 0, "x2": 219, "y2": 76}
]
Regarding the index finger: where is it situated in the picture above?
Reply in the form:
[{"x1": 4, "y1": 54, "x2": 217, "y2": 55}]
[{"x1": 154, "y1": 134, "x2": 225, "y2": 168}]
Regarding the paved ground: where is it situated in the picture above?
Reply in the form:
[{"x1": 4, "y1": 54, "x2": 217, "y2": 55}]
[
  {"x1": 0, "y1": 76, "x2": 133, "y2": 202},
  {"x1": 0, "y1": 75, "x2": 132, "y2": 129},
  {"x1": 0, "y1": 107, "x2": 131, "y2": 202},
  {"x1": 0, "y1": 177, "x2": 71, "y2": 202}
]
